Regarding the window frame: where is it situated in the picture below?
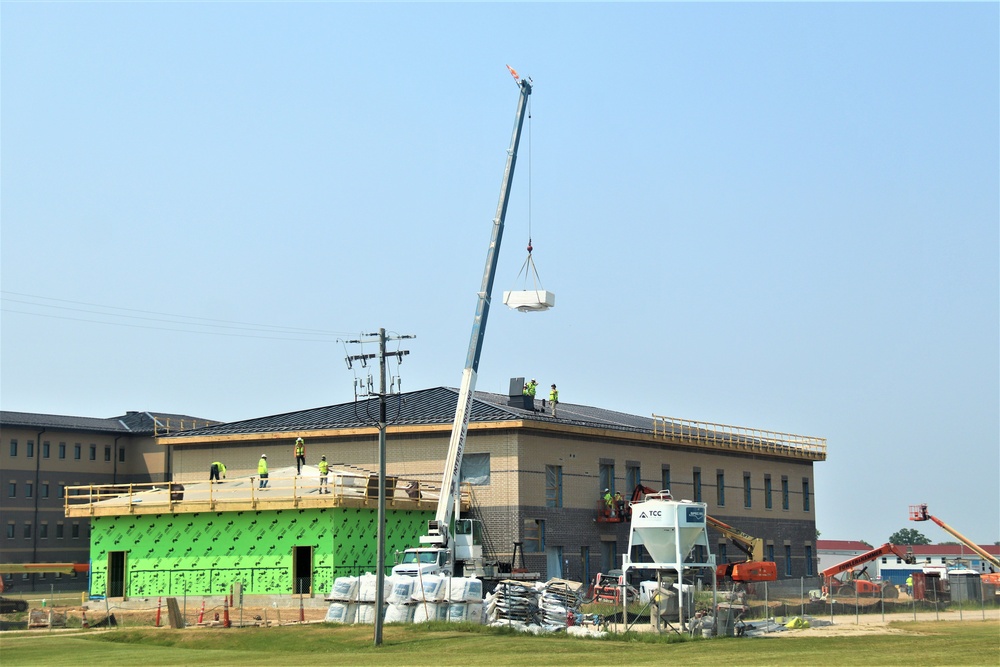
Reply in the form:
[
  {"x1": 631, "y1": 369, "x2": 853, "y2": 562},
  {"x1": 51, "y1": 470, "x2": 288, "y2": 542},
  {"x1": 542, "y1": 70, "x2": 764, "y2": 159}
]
[{"x1": 545, "y1": 465, "x2": 563, "y2": 508}]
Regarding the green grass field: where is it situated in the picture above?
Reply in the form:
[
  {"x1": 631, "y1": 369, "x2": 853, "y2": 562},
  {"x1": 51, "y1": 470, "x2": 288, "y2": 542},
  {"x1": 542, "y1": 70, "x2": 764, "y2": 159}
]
[{"x1": 1, "y1": 620, "x2": 998, "y2": 666}]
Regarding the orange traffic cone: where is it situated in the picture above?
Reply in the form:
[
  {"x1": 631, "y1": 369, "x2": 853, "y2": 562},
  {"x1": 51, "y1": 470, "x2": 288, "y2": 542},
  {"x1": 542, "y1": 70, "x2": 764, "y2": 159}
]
[
  {"x1": 197, "y1": 600, "x2": 205, "y2": 624},
  {"x1": 223, "y1": 596, "x2": 231, "y2": 628},
  {"x1": 155, "y1": 597, "x2": 162, "y2": 627},
  {"x1": 81, "y1": 608, "x2": 89, "y2": 628}
]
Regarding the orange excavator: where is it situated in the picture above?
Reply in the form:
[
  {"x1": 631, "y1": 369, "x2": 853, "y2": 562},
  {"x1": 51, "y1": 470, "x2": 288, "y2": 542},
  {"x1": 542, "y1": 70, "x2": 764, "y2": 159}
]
[
  {"x1": 821, "y1": 543, "x2": 915, "y2": 597},
  {"x1": 910, "y1": 504, "x2": 1000, "y2": 586}
]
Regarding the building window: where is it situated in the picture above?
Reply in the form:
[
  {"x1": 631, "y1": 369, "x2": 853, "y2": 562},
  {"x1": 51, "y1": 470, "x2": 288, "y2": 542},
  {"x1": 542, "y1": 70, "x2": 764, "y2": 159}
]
[
  {"x1": 601, "y1": 541, "x2": 618, "y2": 573},
  {"x1": 626, "y1": 464, "x2": 641, "y2": 491},
  {"x1": 25, "y1": 482, "x2": 33, "y2": 499},
  {"x1": 784, "y1": 544, "x2": 793, "y2": 576},
  {"x1": 743, "y1": 473, "x2": 752, "y2": 508},
  {"x1": 766, "y1": 543, "x2": 775, "y2": 563},
  {"x1": 71, "y1": 523, "x2": 80, "y2": 539},
  {"x1": 104, "y1": 446, "x2": 111, "y2": 462},
  {"x1": 56, "y1": 523, "x2": 64, "y2": 539},
  {"x1": 524, "y1": 519, "x2": 544, "y2": 552},
  {"x1": 41, "y1": 483, "x2": 49, "y2": 499},
  {"x1": 40, "y1": 523, "x2": 48, "y2": 539},
  {"x1": 8, "y1": 440, "x2": 16, "y2": 456},
  {"x1": 781, "y1": 477, "x2": 789, "y2": 510},
  {"x1": 459, "y1": 453, "x2": 490, "y2": 486},
  {"x1": 118, "y1": 447, "x2": 126, "y2": 463},
  {"x1": 764, "y1": 475, "x2": 773, "y2": 509},
  {"x1": 59, "y1": 443, "x2": 66, "y2": 459},
  {"x1": 43, "y1": 442, "x2": 50, "y2": 458},
  {"x1": 802, "y1": 478, "x2": 811, "y2": 512},
  {"x1": 6, "y1": 523, "x2": 14, "y2": 539},
  {"x1": 661, "y1": 465, "x2": 671, "y2": 494},
  {"x1": 805, "y1": 545, "x2": 814, "y2": 576},
  {"x1": 89, "y1": 445, "x2": 96, "y2": 461},
  {"x1": 7, "y1": 482, "x2": 15, "y2": 498},
  {"x1": 693, "y1": 469, "x2": 702, "y2": 502},
  {"x1": 719, "y1": 543, "x2": 729, "y2": 563},
  {"x1": 600, "y1": 463, "x2": 615, "y2": 495},
  {"x1": 23, "y1": 523, "x2": 32, "y2": 539},
  {"x1": 59, "y1": 484, "x2": 66, "y2": 498},
  {"x1": 716, "y1": 471, "x2": 725, "y2": 506},
  {"x1": 26, "y1": 440, "x2": 34, "y2": 458},
  {"x1": 545, "y1": 465, "x2": 563, "y2": 508},
  {"x1": 74, "y1": 444, "x2": 81, "y2": 460}
]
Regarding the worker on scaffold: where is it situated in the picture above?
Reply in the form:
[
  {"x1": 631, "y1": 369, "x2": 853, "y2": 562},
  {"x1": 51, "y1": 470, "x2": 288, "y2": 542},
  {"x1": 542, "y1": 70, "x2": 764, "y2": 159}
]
[
  {"x1": 318, "y1": 455, "x2": 331, "y2": 494},
  {"x1": 294, "y1": 437, "x2": 306, "y2": 475},
  {"x1": 209, "y1": 461, "x2": 227, "y2": 482}
]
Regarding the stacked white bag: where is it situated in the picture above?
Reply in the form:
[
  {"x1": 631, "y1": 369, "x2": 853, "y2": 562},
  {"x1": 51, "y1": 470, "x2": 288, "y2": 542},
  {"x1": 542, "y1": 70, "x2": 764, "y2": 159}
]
[
  {"x1": 411, "y1": 574, "x2": 447, "y2": 623},
  {"x1": 354, "y1": 572, "x2": 391, "y2": 624},
  {"x1": 326, "y1": 576, "x2": 359, "y2": 624},
  {"x1": 446, "y1": 577, "x2": 485, "y2": 625}
]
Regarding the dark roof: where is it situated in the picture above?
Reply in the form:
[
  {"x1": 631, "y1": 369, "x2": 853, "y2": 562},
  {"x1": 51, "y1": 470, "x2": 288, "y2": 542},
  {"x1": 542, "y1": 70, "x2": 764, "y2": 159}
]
[
  {"x1": 164, "y1": 387, "x2": 656, "y2": 439},
  {"x1": 0, "y1": 410, "x2": 219, "y2": 435}
]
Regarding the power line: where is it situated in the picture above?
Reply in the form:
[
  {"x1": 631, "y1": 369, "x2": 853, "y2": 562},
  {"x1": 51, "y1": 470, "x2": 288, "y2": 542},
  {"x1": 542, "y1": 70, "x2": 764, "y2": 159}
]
[{"x1": 0, "y1": 291, "x2": 353, "y2": 336}]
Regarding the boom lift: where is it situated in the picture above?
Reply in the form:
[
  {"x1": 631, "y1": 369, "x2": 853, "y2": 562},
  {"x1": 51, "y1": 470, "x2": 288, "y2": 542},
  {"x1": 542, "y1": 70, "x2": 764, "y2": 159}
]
[
  {"x1": 821, "y1": 543, "x2": 915, "y2": 597},
  {"x1": 910, "y1": 504, "x2": 1000, "y2": 582},
  {"x1": 392, "y1": 69, "x2": 533, "y2": 578},
  {"x1": 706, "y1": 516, "x2": 778, "y2": 584}
]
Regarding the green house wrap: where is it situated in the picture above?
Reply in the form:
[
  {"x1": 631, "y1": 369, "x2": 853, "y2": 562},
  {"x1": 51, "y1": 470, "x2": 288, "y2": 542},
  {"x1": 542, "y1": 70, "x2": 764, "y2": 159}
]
[{"x1": 88, "y1": 506, "x2": 431, "y2": 597}]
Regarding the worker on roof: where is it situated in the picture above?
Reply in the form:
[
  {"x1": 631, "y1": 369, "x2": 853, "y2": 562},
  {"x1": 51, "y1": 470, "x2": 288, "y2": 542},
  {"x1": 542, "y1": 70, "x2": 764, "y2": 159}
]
[
  {"x1": 549, "y1": 384, "x2": 559, "y2": 418},
  {"x1": 209, "y1": 461, "x2": 227, "y2": 482},
  {"x1": 318, "y1": 455, "x2": 331, "y2": 494},
  {"x1": 525, "y1": 379, "x2": 538, "y2": 398},
  {"x1": 294, "y1": 437, "x2": 306, "y2": 475},
  {"x1": 258, "y1": 454, "x2": 269, "y2": 489}
]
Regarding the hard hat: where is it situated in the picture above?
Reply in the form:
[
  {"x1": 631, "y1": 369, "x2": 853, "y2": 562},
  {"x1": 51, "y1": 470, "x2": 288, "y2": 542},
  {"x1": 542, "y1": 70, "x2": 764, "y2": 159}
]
[
  {"x1": 321, "y1": 455, "x2": 327, "y2": 460},
  {"x1": 531, "y1": 379, "x2": 536, "y2": 382},
  {"x1": 296, "y1": 437, "x2": 304, "y2": 443},
  {"x1": 604, "y1": 488, "x2": 609, "y2": 492},
  {"x1": 261, "y1": 454, "x2": 267, "y2": 458}
]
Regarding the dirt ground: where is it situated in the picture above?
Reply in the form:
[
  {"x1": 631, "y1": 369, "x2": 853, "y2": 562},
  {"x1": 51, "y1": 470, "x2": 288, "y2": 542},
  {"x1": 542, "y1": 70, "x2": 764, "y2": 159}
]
[{"x1": 763, "y1": 607, "x2": 1000, "y2": 638}]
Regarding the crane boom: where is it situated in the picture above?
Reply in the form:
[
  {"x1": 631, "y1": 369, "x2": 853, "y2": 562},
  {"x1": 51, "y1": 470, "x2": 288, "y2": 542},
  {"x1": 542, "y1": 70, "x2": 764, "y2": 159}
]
[
  {"x1": 910, "y1": 504, "x2": 1000, "y2": 569},
  {"x1": 821, "y1": 543, "x2": 915, "y2": 579},
  {"x1": 706, "y1": 515, "x2": 765, "y2": 562},
  {"x1": 422, "y1": 75, "x2": 533, "y2": 550}
]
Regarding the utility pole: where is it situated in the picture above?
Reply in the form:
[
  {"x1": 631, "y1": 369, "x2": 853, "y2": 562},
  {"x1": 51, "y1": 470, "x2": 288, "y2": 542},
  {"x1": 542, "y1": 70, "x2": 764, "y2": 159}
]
[{"x1": 343, "y1": 328, "x2": 414, "y2": 647}]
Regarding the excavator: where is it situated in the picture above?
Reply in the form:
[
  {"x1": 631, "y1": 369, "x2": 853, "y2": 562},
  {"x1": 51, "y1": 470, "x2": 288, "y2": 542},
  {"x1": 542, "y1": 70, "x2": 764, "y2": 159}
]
[
  {"x1": 910, "y1": 503, "x2": 1000, "y2": 587},
  {"x1": 821, "y1": 543, "x2": 915, "y2": 598}
]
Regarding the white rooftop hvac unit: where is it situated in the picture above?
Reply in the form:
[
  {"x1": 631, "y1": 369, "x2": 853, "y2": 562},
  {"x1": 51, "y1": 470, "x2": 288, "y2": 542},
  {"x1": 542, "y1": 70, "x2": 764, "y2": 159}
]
[{"x1": 502, "y1": 289, "x2": 555, "y2": 312}]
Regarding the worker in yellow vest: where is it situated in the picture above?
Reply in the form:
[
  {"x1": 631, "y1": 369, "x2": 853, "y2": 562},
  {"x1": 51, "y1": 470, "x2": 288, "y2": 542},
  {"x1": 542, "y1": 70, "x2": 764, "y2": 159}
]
[
  {"x1": 318, "y1": 455, "x2": 331, "y2": 494},
  {"x1": 294, "y1": 437, "x2": 306, "y2": 475},
  {"x1": 258, "y1": 454, "x2": 269, "y2": 489},
  {"x1": 549, "y1": 384, "x2": 559, "y2": 418},
  {"x1": 209, "y1": 461, "x2": 226, "y2": 482}
]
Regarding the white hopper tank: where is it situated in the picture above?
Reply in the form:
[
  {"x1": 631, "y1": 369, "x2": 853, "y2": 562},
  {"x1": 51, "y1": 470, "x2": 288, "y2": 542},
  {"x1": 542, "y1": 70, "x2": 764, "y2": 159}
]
[{"x1": 629, "y1": 496, "x2": 708, "y2": 565}]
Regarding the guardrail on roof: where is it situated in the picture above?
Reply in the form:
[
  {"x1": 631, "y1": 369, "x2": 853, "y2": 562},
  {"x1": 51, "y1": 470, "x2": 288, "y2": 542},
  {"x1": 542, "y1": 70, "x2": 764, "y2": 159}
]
[{"x1": 652, "y1": 414, "x2": 826, "y2": 459}]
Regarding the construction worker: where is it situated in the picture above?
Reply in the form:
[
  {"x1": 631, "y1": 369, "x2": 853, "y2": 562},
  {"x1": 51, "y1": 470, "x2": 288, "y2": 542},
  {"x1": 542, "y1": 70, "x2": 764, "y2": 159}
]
[
  {"x1": 294, "y1": 437, "x2": 306, "y2": 475},
  {"x1": 318, "y1": 455, "x2": 330, "y2": 494},
  {"x1": 549, "y1": 384, "x2": 559, "y2": 418},
  {"x1": 258, "y1": 454, "x2": 269, "y2": 489},
  {"x1": 905, "y1": 574, "x2": 913, "y2": 596},
  {"x1": 603, "y1": 488, "x2": 614, "y2": 517},
  {"x1": 614, "y1": 491, "x2": 625, "y2": 519},
  {"x1": 209, "y1": 461, "x2": 227, "y2": 482},
  {"x1": 526, "y1": 379, "x2": 538, "y2": 398}
]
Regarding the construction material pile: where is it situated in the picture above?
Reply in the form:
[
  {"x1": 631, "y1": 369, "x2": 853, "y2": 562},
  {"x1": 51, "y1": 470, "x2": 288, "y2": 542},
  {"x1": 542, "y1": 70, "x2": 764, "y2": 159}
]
[
  {"x1": 325, "y1": 573, "x2": 483, "y2": 624},
  {"x1": 486, "y1": 579, "x2": 584, "y2": 633}
]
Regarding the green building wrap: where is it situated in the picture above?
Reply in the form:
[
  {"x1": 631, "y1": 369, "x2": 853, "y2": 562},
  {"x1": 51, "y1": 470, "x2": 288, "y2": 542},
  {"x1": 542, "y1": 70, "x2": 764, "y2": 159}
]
[{"x1": 89, "y1": 507, "x2": 431, "y2": 597}]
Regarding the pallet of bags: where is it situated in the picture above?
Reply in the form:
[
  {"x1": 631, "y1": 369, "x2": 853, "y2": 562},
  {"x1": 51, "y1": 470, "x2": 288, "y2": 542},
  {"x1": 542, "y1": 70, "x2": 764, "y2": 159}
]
[
  {"x1": 355, "y1": 602, "x2": 386, "y2": 625},
  {"x1": 327, "y1": 575, "x2": 359, "y2": 602},
  {"x1": 487, "y1": 580, "x2": 539, "y2": 624},
  {"x1": 447, "y1": 577, "x2": 484, "y2": 602},
  {"x1": 357, "y1": 572, "x2": 392, "y2": 603},
  {"x1": 412, "y1": 600, "x2": 448, "y2": 623},
  {"x1": 325, "y1": 602, "x2": 356, "y2": 624}
]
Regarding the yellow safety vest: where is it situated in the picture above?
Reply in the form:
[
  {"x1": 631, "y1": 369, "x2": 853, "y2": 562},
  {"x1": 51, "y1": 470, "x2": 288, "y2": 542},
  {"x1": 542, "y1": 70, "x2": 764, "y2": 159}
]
[{"x1": 258, "y1": 458, "x2": 268, "y2": 475}]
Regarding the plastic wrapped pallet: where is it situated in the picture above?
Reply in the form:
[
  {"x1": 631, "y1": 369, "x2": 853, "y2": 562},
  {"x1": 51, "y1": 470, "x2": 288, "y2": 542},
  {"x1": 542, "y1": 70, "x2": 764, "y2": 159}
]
[
  {"x1": 355, "y1": 602, "x2": 385, "y2": 625},
  {"x1": 468, "y1": 602, "x2": 484, "y2": 624},
  {"x1": 384, "y1": 603, "x2": 415, "y2": 624},
  {"x1": 357, "y1": 573, "x2": 392, "y2": 603},
  {"x1": 411, "y1": 574, "x2": 446, "y2": 602},
  {"x1": 386, "y1": 576, "x2": 416, "y2": 605},
  {"x1": 447, "y1": 603, "x2": 469, "y2": 623},
  {"x1": 328, "y1": 576, "x2": 359, "y2": 602},
  {"x1": 412, "y1": 602, "x2": 447, "y2": 623},
  {"x1": 325, "y1": 602, "x2": 356, "y2": 624},
  {"x1": 447, "y1": 577, "x2": 484, "y2": 602}
]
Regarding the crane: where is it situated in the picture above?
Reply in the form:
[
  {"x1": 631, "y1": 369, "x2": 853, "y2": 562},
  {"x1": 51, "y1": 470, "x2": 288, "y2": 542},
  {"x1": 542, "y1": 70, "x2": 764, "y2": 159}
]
[
  {"x1": 909, "y1": 503, "x2": 1000, "y2": 571},
  {"x1": 392, "y1": 69, "x2": 533, "y2": 579},
  {"x1": 821, "y1": 543, "x2": 916, "y2": 597}
]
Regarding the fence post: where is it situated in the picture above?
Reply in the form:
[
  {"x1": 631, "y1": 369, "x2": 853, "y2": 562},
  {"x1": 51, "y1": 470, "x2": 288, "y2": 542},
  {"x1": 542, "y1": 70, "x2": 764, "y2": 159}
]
[
  {"x1": 764, "y1": 581, "x2": 769, "y2": 634},
  {"x1": 854, "y1": 584, "x2": 859, "y2": 625},
  {"x1": 800, "y1": 577, "x2": 804, "y2": 618}
]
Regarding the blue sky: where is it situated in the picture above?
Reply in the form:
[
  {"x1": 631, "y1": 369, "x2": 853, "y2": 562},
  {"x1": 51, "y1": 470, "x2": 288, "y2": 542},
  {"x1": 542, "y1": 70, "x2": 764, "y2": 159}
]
[{"x1": 2, "y1": 3, "x2": 997, "y2": 546}]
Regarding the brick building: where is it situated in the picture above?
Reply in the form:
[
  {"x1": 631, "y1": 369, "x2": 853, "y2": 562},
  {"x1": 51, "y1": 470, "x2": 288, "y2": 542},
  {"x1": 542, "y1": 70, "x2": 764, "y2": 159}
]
[{"x1": 158, "y1": 383, "x2": 826, "y2": 584}]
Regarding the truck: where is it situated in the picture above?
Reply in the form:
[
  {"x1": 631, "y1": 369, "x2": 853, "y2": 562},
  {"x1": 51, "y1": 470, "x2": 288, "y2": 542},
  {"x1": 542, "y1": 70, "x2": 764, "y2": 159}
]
[
  {"x1": 821, "y1": 543, "x2": 915, "y2": 598},
  {"x1": 392, "y1": 69, "x2": 533, "y2": 579}
]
